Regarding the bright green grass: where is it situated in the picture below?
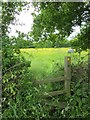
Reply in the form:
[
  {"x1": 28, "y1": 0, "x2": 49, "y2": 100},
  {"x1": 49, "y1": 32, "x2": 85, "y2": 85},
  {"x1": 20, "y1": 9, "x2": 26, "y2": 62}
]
[{"x1": 20, "y1": 48, "x2": 88, "y2": 80}]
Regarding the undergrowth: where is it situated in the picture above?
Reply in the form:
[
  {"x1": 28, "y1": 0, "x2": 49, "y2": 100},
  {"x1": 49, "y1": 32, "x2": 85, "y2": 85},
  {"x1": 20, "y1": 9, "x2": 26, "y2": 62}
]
[{"x1": 2, "y1": 50, "x2": 90, "y2": 119}]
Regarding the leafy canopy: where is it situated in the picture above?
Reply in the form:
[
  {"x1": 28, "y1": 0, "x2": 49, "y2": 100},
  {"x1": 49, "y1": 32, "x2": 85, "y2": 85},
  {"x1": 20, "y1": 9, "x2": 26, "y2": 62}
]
[{"x1": 31, "y1": 2, "x2": 90, "y2": 49}]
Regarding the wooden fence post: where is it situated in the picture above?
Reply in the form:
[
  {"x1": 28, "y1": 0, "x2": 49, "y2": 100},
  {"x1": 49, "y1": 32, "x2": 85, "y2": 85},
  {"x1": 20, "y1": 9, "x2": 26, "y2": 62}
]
[{"x1": 64, "y1": 56, "x2": 71, "y2": 96}]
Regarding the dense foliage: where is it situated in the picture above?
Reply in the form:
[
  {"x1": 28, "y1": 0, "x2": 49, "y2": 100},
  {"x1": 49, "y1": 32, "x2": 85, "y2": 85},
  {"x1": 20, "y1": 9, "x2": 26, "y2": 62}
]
[
  {"x1": 31, "y1": 2, "x2": 90, "y2": 46},
  {"x1": 70, "y1": 23, "x2": 90, "y2": 50},
  {"x1": 63, "y1": 59, "x2": 89, "y2": 118}
]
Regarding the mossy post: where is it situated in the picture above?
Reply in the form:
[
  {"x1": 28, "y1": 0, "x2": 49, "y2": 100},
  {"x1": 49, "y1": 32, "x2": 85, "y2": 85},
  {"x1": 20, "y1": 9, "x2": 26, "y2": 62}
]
[{"x1": 64, "y1": 56, "x2": 71, "y2": 96}]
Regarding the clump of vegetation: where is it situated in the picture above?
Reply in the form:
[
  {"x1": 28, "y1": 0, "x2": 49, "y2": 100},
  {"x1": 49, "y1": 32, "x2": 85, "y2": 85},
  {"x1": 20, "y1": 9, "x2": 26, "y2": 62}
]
[{"x1": 61, "y1": 58, "x2": 89, "y2": 118}]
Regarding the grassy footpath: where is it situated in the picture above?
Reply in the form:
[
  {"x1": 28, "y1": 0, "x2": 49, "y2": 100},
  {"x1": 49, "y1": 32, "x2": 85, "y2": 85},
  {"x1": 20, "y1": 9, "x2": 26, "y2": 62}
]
[{"x1": 20, "y1": 48, "x2": 87, "y2": 80}]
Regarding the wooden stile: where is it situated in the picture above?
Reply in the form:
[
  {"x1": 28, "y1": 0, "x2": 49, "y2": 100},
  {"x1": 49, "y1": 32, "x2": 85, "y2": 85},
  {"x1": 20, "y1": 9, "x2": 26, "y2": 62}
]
[{"x1": 34, "y1": 56, "x2": 71, "y2": 108}]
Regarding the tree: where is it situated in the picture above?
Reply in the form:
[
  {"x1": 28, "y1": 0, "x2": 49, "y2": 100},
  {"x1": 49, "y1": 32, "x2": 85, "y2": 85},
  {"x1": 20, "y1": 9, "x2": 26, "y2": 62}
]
[
  {"x1": 12, "y1": 32, "x2": 35, "y2": 48},
  {"x1": 31, "y1": 2, "x2": 90, "y2": 49},
  {"x1": 2, "y1": 2, "x2": 28, "y2": 36}
]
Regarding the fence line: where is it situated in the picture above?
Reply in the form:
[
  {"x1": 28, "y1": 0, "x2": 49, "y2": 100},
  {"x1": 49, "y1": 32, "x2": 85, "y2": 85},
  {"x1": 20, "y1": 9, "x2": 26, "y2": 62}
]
[{"x1": 34, "y1": 56, "x2": 71, "y2": 108}]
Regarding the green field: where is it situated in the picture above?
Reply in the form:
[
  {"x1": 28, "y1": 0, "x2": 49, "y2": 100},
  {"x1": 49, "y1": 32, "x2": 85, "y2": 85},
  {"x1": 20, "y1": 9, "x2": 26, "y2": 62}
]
[{"x1": 20, "y1": 48, "x2": 88, "y2": 80}]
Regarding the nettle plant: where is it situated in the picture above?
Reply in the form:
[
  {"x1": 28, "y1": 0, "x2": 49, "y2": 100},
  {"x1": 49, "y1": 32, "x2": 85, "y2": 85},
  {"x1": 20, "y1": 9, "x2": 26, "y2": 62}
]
[
  {"x1": 62, "y1": 80, "x2": 89, "y2": 118},
  {"x1": 2, "y1": 35, "x2": 31, "y2": 117},
  {"x1": 61, "y1": 59, "x2": 89, "y2": 118}
]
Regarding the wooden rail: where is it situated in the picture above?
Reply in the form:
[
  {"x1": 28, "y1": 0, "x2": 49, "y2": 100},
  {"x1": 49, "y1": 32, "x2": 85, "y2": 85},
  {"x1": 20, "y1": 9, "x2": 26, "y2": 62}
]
[
  {"x1": 35, "y1": 76, "x2": 65, "y2": 84},
  {"x1": 41, "y1": 100, "x2": 67, "y2": 108},
  {"x1": 43, "y1": 90, "x2": 65, "y2": 97}
]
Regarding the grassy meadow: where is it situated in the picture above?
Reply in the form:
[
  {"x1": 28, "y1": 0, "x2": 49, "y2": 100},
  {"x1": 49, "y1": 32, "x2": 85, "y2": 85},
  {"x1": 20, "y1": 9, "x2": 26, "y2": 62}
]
[{"x1": 20, "y1": 48, "x2": 88, "y2": 80}]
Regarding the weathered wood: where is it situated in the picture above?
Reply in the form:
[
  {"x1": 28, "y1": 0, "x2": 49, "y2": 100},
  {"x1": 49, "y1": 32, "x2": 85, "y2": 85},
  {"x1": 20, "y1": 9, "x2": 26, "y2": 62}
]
[
  {"x1": 41, "y1": 100, "x2": 67, "y2": 108},
  {"x1": 64, "y1": 56, "x2": 71, "y2": 96},
  {"x1": 35, "y1": 77, "x2": 65, "y2": 84},
  {"x1": 43, "y1": 90, "x2": 65, "y2": 97}
]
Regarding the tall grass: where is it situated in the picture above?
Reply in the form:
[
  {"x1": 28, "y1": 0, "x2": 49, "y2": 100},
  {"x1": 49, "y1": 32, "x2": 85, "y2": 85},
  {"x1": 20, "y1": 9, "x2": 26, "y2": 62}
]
[{"x1": 20, "y1": 48, "x2": 88, "y2": 80}]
